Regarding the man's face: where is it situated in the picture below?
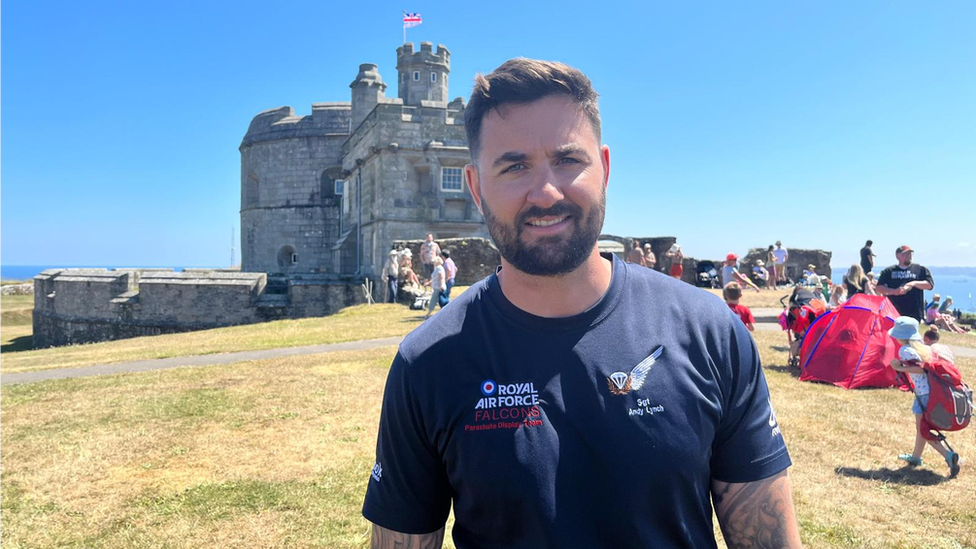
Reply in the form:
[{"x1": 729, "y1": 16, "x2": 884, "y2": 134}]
[
  {"x1": 426, "y1": 234, "x2": 433, "y2": 243},
  {"x1": 898, "y1": 250, "x2": 913, "y2": 266},
  {"x1": 465, "y1": 95, "x2": 609, "y2": 277}
]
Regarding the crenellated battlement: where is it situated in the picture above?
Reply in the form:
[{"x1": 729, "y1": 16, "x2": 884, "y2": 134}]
[{"x1": 396, "y1": 42, "x2": 451, "y2": 67}]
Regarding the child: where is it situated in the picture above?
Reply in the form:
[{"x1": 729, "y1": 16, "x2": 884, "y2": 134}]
[
  {"x1": 828, "y1": 285, "x2": 847, "y2": 309},
  {"x1": 888, "y1": 316, "x2": 961, "y2": 478},
  {"x1": 723, "y1": 282, "x2": 755, "y2": 332},
  {"x1": 923, "y1": 327, "x2": 954, "y2": 362}
]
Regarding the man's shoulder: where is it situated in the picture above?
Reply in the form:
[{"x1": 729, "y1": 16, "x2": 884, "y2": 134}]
[
  {"x1": 398, "y1": 276, "x2": 491, "y2": 363},
  {"x1": 624, "y1": 262, "x2": 731, "y2": 317}
]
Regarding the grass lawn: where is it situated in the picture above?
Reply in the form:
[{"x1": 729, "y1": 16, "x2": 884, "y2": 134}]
[
  {"x1": 2, "y1": 323, "x2": 974, "y2": 548},
  {"x1": 0, "y1": 287, "x2": 472, "y2": 374}
]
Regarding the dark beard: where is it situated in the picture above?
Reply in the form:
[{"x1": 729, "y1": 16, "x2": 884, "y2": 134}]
[{"x1": 481, "y1": 191, "x2": 606, "y2": 277}]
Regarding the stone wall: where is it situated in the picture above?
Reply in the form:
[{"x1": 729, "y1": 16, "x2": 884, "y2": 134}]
[
  {"x1": 741, "y1": 247, "x2": 832, "y2": 282},
  {"x1": 32, "y1": 268, "x2": 366, "y2": 348}
]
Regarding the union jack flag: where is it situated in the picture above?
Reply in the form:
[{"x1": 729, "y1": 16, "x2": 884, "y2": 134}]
[{"x1": 403, "y1": 12, "x2": 422, "y2": 28}]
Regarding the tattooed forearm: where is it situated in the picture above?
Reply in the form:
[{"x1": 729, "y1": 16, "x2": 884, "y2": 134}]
[
  {"x1": 370, "y1": 524, "x2": 445, "y2": 549},
  {"x1": 712, "y1": 471, "x2": 802, "y2": 549}
]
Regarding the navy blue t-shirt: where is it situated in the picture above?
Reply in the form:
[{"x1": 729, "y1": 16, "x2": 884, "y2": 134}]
[{"x1": 363, "y1": 254, "x2": 791, "y2": 548}]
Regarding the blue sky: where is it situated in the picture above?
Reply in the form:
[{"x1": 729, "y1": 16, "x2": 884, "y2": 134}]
[{"x1": 3, "y1": 0, "x2": 975, "y2": 269}]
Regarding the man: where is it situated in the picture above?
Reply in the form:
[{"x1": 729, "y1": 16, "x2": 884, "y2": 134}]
[
  {"x1": 642, "y1": 242, "x2": 657, "y2": 270},
  {"x1": 772, "y1": 240, "x2": 788, "y2": 284},
  {"x1": 419, "y1": 234, "x2": 441, "y2": 279},
  {"x1": 860, "y1": 239, "x2": 876, "y2": 274},
  {"x1": 381, "y1": 249, "x2": 399, "y2": 303},
  {"x1": 363, "y1": 59, "x2": 800, "y2": 548},
  {"x1": 876, "y1": 245, "x2": 934, "y2": 321},
  {"x1": 626, "y1": 238, "x2": 646, "y2": 266}
]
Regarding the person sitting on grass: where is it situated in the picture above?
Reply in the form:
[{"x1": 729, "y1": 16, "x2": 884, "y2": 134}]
[
  {"x1": 724, "y1": 282, "x2": 755, "y2": 332},
  {"x1": 934, "y1": 297, "x2": 970, "y2": 333},
  {"x1": 828, "y1": 284, "x2": 847, "y2": 309},
  {"x1": 888, "y1": 316, "x2": 962, "y2": 478},
  {"x1": 752, "y1": 260, "x2": 770, "y2": 289}
]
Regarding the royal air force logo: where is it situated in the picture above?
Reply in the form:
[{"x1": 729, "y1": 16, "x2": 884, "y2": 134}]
[{"x1": 607, "y1": 346, "x2": 663, "y2": 395}]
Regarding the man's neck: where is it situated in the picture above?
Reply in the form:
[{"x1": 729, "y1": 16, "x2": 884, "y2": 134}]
[
  {"x1": 899, "y1": 262, "x2": 912, "y2": 268},
  {"x1": 496, "y1": 250, "x2": 613, "y2": 318}
]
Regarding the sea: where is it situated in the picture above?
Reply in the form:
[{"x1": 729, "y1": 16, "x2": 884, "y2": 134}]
[
  {"x1": 4, "y1": 263, "x2": 975, "y2": 312},
  {"x1": 830, "y1": 266, "x2": 976, "y2": 313}
]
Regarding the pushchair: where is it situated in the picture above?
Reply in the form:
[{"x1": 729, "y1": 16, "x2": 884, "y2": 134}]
[{"x1": 779, "y1": 287, "x2": 827, "y2": 367}]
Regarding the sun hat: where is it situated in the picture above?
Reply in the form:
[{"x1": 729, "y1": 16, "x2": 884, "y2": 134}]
[
  {"x1": 401, "y1": 248, "x2": 413, "y2": 258},
  {"x1": 889, "y1": 316, "x2": 922, "y2": 341},
  {"x1": 807, "y1": 264, "x2": 816, "y2": 270},
  {"x1": 726, "y1": 253, "x2": 738, "y2": 262},
  {"x1": 668, "y1": 243, "x2": 680, "y2": 254},
  {"x1": 756, "y1": 260, "x2": 765, "y2": 266}
]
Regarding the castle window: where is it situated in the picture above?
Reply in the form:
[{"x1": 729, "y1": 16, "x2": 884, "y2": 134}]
[
  {"x1": 335, "y1": 179, "x2": 344, "y2": 195},
  {"x1": 291, "y1": 253, "x2": 299, "y2": 264},
  {"x1": 441, "y1": 167, "x2": 463, "y2": 192},
  {"x1": 413, "y1": 71, "x2": 420, "y2": 81},
  {"x1": 431, "y1": 72, "x2": 437, "y2": 82}
]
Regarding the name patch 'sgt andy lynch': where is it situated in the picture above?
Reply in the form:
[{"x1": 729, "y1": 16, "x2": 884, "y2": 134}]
[{"x1": 465, "y1": 379, "x2": 543, "y2": 431}]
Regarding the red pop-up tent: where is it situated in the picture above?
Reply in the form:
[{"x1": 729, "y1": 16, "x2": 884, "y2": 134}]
[{"x1": 799, "y1": 294, "x2": 908, "y2": 389}]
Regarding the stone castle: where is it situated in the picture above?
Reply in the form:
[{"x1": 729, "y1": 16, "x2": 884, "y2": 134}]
[{"x1": 240, "y1": 41, "x2": 488, "y2": 279}]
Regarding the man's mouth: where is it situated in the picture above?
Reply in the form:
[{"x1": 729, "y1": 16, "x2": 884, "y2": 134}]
[{"x1": 526, "y1": 216, "x2": 569, "y2": 227}]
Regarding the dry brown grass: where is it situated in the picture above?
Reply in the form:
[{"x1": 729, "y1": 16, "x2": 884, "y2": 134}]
[
  {"x1": 704, "y1": 285, "x2": 795, "y2": 309},
  {"x1": 1, "y1": 316, "x2": 974, "y2": 548}
]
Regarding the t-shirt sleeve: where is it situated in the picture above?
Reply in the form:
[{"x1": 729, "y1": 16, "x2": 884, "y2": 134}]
[
  {"x1": 744, "y1": 307, "x2": 755, "y2": 325},
  {"x1": 878, "y1": 268, "x2": 892, "y2": 288},
  {"x1": 362, "y1": 352, "x2": 452, "y2": 534},
  {"x1": 710, "y1": 321, "x2": 791, "y2": 483},
  {"x1": 921, "y1": 266, "x2": 934, "y2": 287}
]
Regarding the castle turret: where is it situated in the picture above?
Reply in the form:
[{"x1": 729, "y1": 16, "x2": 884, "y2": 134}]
[
  {"x1": 396, "y1": 42, "x2": 450, "y2": 106},
  {"x1": 350, "y1": 63, "x2": 387, "y2": 130}
]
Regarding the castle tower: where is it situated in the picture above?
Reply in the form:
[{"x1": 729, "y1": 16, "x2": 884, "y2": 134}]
[
  {"x1": 396, "y1": 42, "x2": 450, "y2": 106},
  {"x1": 350, "y1": 63, "x2": 387, "y2": 130}
]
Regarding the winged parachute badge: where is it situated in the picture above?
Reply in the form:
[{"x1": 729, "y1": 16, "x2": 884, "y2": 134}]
[{"x1": 607, "y1": 346, "x2": 664, "y2": 395}]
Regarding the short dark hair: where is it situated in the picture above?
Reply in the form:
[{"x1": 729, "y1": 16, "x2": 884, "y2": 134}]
[
  {"x1": 464, "y1": 58, "x2": 601, "y2": 161},
  {"x1": 866, "y1": 240, "x2": 873, "y2": 246},
  {"x1": 441, "y1": 250, "x2": 451, "y2": 259},
  {"x1": 924, "y1": 328, "x2": 940, "y2": 342}
]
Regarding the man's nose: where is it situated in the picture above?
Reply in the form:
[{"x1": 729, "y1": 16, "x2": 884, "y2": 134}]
[{"x1": 525, "y1": 164, "x2": 565, "y2": 209}]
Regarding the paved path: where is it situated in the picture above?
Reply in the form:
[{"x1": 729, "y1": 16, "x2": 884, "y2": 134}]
[
  {"x1": 0, "y1": 336, "x2": 405, "y2": 386},
  {"x1": 3, "y1": 315, "x2": 974, "y2": 386}
]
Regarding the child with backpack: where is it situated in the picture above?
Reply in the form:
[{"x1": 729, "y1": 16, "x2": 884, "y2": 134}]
[{"x1": 889, "y1": 316, "x2": 963, "y2": 478}]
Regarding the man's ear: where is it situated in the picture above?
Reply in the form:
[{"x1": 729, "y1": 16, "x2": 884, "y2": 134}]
[
  {"x1": 465, "y1": 164, "x2": 483, "y2": 215},
  {"x1": 600, "y1": 144, "x2": 610, "y2": 190}
]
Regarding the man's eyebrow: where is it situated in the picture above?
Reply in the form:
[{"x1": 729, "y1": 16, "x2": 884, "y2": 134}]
[
  {"x1": 550, "y1": 144, "x2": 590, "y2": 159},
  {"x1": 491, "y1": 151, "x2": 529, "y2": 168}
]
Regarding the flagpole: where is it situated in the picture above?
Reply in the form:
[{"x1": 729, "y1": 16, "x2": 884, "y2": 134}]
[{"x1": 402, "y1": 12, "x2": 406, "y2": 44}]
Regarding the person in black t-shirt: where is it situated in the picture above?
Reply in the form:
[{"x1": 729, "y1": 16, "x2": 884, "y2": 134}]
[
  {"x1": 362, "y1": 58, "x2": 801, "y2": 549},
  {"x1": 860, "y1": 239, "x2": 876, "y2": 273},
  {"x1": 876, "y1": 245, "x2": 934, "y2": 321}
]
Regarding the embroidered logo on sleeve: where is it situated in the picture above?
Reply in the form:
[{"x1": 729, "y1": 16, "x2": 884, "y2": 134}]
[
  {"x1": 371, "y1": 462, "x2": 382, "y2": 482},
  {"x1": 768, "y1": 399, "x2": 782, "y2": 438},
  {"x1": 607, "y1": 346, "x2": 663, "y2": 395}
]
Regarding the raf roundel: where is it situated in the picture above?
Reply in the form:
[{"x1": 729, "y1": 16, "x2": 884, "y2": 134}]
[{"x1": 481, "y1": 380, "x2": 497, "y2": 396}]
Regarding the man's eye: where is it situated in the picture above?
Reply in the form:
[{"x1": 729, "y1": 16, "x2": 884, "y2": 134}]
[
  {"x1": 502, "y1": 163, "x2": 525, "y2": 173},
  {"x1": 557, "y1": 157, "x2": 581, "y2": 164}
]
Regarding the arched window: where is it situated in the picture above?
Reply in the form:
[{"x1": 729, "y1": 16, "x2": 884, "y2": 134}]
[{"x1": 277, "y1": 245, "x2": 298, "y2": 269}]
